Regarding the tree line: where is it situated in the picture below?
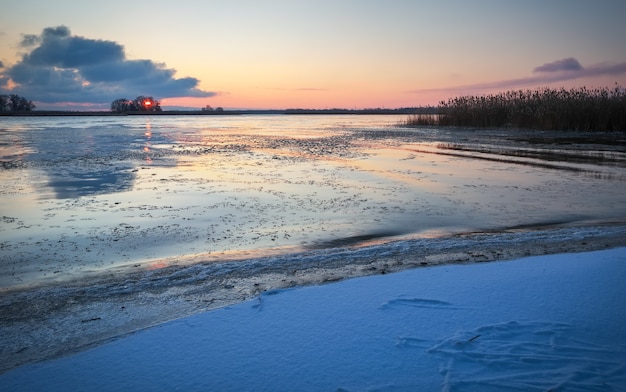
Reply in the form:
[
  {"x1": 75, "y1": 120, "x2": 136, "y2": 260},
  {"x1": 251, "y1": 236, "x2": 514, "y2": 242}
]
[
  {"x1": 0, "y1": 94, "x2": 36, "y2": 112},
  {"x1": 110, "y1": 96, "x2": 162, "y2": 113}
]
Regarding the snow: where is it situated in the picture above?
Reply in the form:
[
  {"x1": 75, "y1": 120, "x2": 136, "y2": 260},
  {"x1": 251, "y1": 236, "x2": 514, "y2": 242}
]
[{"x1": 1, "y1": 247, "x2": 625, "y2": 391}]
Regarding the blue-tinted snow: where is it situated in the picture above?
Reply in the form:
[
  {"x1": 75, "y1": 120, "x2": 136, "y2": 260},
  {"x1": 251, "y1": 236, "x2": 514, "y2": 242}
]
[{"x1": 1, "y1": 247, "x2": 625, "y2": 391}]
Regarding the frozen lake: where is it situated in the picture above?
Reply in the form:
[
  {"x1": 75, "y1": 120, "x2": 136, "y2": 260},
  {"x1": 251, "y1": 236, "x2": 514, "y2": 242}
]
[{"x1": 1, "y1": 114, "x2": 626, "y2": 290}]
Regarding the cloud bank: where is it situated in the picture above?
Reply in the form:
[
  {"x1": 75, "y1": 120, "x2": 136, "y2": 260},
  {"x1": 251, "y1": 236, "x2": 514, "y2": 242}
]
[
  {"x1": 0, "y1": 26, "x2": 216, "y2": 104},
  {"x1": 411, "y1": 57, "x2": 626, "y2": 95},
  {"x1": 533, "y1": 57, "x2": 584, "y2": 73}
]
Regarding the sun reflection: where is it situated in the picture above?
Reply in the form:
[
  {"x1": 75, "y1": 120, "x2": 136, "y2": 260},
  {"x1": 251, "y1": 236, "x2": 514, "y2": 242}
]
[
  {"x1": 143, "y1": 144, "x2": 153, "y2": 164},
  {"x1": 147, "y1": 260, "x2": 169, "y2": 270},
  {"x1": 142, "y1": 121, "x2": 153, "y2": 163}
]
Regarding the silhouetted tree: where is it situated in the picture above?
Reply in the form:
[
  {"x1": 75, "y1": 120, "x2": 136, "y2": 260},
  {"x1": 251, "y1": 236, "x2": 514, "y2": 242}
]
[
  {"x1": 0, "y1": 94, "x2": 35, "y2": 112},
  {"x1": 110, "y1": 96, "x2": 162, "y2": 112},
  {"x1": 133, "y1": 96, "x2": 162, "y2": 112},
  {"x1": 111, "y1": 98, "x2": 133, "y2": 113}
]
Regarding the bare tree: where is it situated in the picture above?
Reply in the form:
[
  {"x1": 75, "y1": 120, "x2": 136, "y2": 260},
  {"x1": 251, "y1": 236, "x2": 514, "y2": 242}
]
[
  {"x1": 0, "y1": 94, "x2": 35, "y2": 112},
  {"x1": 111, "y1": 96, "x2": 162, "y2": 112},
  {"x1": 133, "y1": 96, "x2": 162, "y2": 112},
  {"x1": 111, "y1": 98, "x2": 133, "y2": 113}
]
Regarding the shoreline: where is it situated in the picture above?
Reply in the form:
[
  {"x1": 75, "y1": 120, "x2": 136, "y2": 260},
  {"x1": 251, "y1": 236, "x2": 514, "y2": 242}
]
[
  {"x1": 0, "y1": 109, "x2": 421, "y2": 117},
  {"x1": 2, "y1": 224, "x2": 626, "y2": 374}
]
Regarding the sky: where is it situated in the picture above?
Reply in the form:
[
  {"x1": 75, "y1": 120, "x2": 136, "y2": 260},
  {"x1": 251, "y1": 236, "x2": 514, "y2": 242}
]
[{"x1": 1, "y1": 0, "x2": 625, "y2": 110}]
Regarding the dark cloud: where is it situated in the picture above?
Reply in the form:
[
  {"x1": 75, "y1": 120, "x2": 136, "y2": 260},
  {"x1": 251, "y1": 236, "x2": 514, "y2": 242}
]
[
  {"x1": 43, "y1": 25, "x2": 71, "y2": 38},
  {"x1": 23, "y1": 35, "x2": 124, "y2": 68},
  {"x1": 20, "y1": 34, "x2": 40, "y2": 48},
  {"x1": 410, "y1": 58, "x2": 626, "y2": 95},
  {"x1": 534, "y1": 58, "x2": 583, "y2": 73},
  {"x1": 0, "y1": 60, "x2": 4, "y2": 68},
  {"x1": 81, "y1": 60, "x2": 172, "y2": 82},
  {"x1": 0, "y1": 26, "x2": 215, "y2": 104}
]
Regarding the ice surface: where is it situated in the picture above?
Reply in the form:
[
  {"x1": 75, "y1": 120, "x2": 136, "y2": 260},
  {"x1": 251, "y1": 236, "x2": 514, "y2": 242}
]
[
  {"x1": 2, "y1": 115, "x2": 626, "y2": 289},
  {"x1": 1, "y1": 247, "x2": 625, "y2": 391}
]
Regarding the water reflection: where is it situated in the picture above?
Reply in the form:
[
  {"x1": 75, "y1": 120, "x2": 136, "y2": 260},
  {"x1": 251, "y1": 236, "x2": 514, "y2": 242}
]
[
  {"x1": 437, "y1": 143, "x2": 626, "y2": 167},
  {"x1": 392, "y1": 143, "x2": 626, "y2": 181},
  {"x1": 46, "y1": 168, "x2": 136, "y2": 199},
  {"x1": 143, "y1": 121, "x2": 154, "y2": 164},
  {"x1": 28, "y1": 120, "x2": 176, "y2": 198}
]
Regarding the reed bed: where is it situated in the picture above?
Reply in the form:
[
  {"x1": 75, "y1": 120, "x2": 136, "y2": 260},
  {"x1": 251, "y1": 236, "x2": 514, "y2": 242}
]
[{"x1": 405, "y1": 86, "x2": 626, "y2": 131}]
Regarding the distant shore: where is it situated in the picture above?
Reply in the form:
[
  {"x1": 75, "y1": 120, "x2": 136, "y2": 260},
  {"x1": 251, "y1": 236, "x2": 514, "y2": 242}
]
[{"x1": 0, "y1": 108, "x2": 425, "y2": 117}]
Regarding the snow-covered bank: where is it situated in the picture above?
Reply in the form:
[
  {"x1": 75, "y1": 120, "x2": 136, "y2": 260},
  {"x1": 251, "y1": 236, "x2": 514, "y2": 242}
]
[
  {"x1": 2, "y1": 225, "x2": 626, "y2": 375},
  {"x1": 2, "y1": 246, "x2": 626, "y2": 391}
]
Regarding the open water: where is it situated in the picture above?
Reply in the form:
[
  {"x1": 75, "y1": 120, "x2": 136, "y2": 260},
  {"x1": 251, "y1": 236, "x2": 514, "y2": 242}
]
[{"x1": 1, "y1": 114, "x2": 626, "y2": 290}]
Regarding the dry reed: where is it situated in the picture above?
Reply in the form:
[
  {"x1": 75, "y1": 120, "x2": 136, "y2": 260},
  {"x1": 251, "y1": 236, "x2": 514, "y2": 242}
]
[{"x1": 405, "y1": 86, "x2": 626, "y2": 131}]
